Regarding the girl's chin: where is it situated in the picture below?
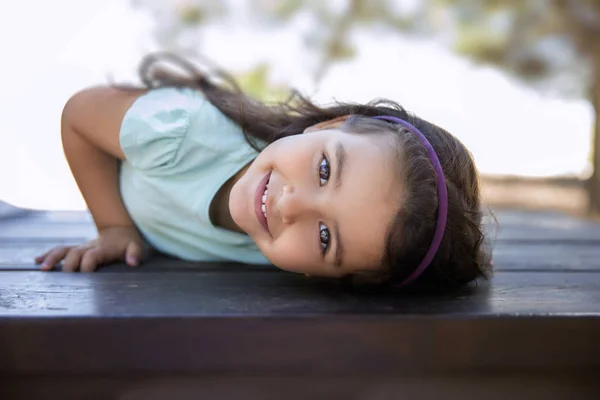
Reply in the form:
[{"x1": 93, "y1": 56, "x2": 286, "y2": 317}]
[{"x1": 227, "y1": 195, "x2": 245, "y2": 231}]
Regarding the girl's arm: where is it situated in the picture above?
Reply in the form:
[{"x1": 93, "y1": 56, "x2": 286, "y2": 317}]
[
  {"x1": 61, "y1": 86, "x2": 146, "y2": 231},
  {"x1": 36, "y1": 86, "x2": 150, "y2": 272}
]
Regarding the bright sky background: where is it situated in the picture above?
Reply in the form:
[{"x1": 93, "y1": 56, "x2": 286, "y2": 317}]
[{"x1": 0, "y1": 0, "x2": 594, "y2": 210}]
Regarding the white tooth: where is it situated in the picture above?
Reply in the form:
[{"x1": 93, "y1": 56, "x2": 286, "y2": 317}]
[
  {"x1": 262, "y1": 194, "x2": 267, "y2": 203},
  {"x1": 261, "y1": 204, "x2": 266, "y2": 213}
]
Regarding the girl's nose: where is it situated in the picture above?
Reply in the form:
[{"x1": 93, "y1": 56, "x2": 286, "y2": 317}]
[{"x1": 277, "y1": 185, "x2": 314, "y2": 224}]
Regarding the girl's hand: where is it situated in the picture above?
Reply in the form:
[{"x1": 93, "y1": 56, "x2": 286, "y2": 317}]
[{"x1": 34, "y1": 226, "x2": 148, "y2": 272}]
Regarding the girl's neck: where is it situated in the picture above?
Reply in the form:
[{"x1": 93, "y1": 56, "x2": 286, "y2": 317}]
[{"x1": 209, "y1": 163, "x2": 250, "y2": 234}]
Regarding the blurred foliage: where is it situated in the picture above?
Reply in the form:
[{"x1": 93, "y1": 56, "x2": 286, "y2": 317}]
[
  {"x1": 432, "y1": 0, "x2": 600, "y2": 97},
  {"x1": 429, "y1": 0, "x2": 600, "y2": 211},
  {"x1": 134, "y1": 0, "x2": 600, "y2": 210},
  {"x1": 179, "y1": 6, "x2": 205, "y2": 25},
  {"x1": 250, "y1": 0, "x2": 414, "y2": 82},
  {"x1": 271, "y1": 0, "x2": 304, "y2": 20},
  {"x1": 139, "y1": 0, "x2": 423, "y2": 89},
  {"x1": 235, "y1": 63, "x2": 289, "y2": 103},
  {"x1": 134, "y1": 0, "x2": 600, "y2": 93},
  {"x1": 175, "y1": 1, "x2": 226, "y2": 25},
  {"x1": 139, "y1": 0, "x2": 598, "y2": 99}
]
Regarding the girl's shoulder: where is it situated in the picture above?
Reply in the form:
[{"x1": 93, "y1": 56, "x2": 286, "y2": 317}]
[{"x1": 120, "y1": 86, "x2": 258, "y2": 175}]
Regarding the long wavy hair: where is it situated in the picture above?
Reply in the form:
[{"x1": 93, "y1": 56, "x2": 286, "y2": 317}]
[{"x1": 118, "y1": 52, "x2": 493, "y2": 290}]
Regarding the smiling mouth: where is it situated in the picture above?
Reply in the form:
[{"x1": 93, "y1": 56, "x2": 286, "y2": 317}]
[
  {"x1": 261, "y1": 180, "x2": 269, "y2": 220},
  {"x1": 254, "y1": 171, "x2": 271, "y2": 234}
]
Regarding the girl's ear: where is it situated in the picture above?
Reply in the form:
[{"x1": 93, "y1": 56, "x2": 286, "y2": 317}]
[{"x1": 303, "y1": 115, "x2": 352, "y2": 133}]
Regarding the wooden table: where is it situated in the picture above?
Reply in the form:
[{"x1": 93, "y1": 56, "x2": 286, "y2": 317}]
[{"x1": 1, "y1": 207, "x2": 599, "y2": 399}]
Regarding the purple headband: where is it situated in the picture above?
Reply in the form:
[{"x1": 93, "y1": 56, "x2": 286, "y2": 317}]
[{"x1": 373, "y1": 116, "x2": 448, "y2": 286}]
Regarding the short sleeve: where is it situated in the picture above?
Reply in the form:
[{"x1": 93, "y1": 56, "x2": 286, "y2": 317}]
[{"x1": 119, "y1": 87, "x2": 202, "y2": 174}]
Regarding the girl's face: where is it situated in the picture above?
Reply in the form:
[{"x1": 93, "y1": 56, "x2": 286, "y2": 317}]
[{"x1": 229, "y1": 119, "x2": 403, "y2": 277}]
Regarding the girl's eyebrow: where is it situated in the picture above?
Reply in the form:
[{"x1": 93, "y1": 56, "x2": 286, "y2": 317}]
[
  {"x1": 333, "y1": 220, "x2": 344, "y2": 269},
  {"x1": 334, "y1": 141, "x2": 347, "y2": 190},
  {"x1": 333, "y1": 141, "x2": 347, "y2": 268}
]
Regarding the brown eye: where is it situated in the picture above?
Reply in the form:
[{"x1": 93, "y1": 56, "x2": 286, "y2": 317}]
[
  {"x1": 319, "y1": 156, "x2": 330, "y2": 186},
  {"x1": 319, "y1": 222, "x2": 330, "y2": 255}
]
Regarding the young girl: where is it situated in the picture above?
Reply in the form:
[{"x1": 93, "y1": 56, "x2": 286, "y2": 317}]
[{"x1": 35, "y1": 52, "x2": 492, "y2": 290}]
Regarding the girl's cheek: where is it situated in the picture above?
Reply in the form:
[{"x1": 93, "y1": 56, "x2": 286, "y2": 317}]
[{"x1": 270, "y1": 238, "x2": 314, "y2": 273}]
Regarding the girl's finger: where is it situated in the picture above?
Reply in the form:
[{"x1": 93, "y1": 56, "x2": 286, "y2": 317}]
[
  {"x1": 62, "y1": 247, "x2": 86, "y2": 272},
  {"x1": 39, "y1": 247, "x2": 69, "y2": 271},
  {"x1": 125, "y1": 242, "x2": 143, "y2": 267},
  {"x1": 35, "y1": 247, "x2": 60, "y2": 264},
  {"x1": 80, "y1": 249, "x2": 101, "y2": 272},
  {"x1": 36, "y1": 246, "x2": 65, "y2": 264}
]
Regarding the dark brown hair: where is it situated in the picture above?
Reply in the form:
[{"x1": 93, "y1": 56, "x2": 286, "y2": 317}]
[{"x1": 123, "y1": 52, "x2": 493, "y2": 290}]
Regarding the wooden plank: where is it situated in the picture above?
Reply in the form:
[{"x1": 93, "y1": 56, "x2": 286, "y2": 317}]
[
  {"x1": 1, "y1": 206, "x2": 599, "y2": 380},
  {"x1": 0, "y1": 241, "x2": 89, "y2": 268},
  {"x1": 0, "y1": 270, "x2": 599, "y2": 316},
  {"x1": 491, "y1": 243, "x2": 600, "y2": 271},
  {"x1": 0, "y1": 219, "x2": 95, "y2": 240},
  {"x1": 2, "y1": 209, "x2": 600, "y2": 242},
  {"x1": 0, "y1": 308, "x2": 598, "y2": 375},
  {"x1": 0, "y1": 209, "x2": 91, "y2": 223},
  {"x1": 2, "y1": 373, "x2": 599, "y2": 400},
  {"x1": 2, "y1": 208, "x2": 600, "y2": 272},
  {"x1": 490, "y1": 210, "x2": 600, "y2": 241},
  {"x1": 3, "y1": 241, "x2": 600, "y2": 271},
  {"x1": 0, "y1": 201, "x2": 28, "y2": 219}
]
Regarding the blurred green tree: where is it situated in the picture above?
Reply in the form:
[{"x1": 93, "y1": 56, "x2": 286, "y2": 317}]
[
  {"x1": 252, "y1": 0, "x2": 418, "y2": 84},
  {"x1": 429, "y1": 0, "x2": 600, "y2": 213},
  {"x1": 137, "y1": 0, "x2": 420, "y2": 90},
  {"x1": 135, "y1": 0, "x2": 600, "y2": 213}
]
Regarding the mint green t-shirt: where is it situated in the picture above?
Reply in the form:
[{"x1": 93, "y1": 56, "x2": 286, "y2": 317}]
[{"x1": 118, "y1": 87, "x2": 270, "y2": 265}]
